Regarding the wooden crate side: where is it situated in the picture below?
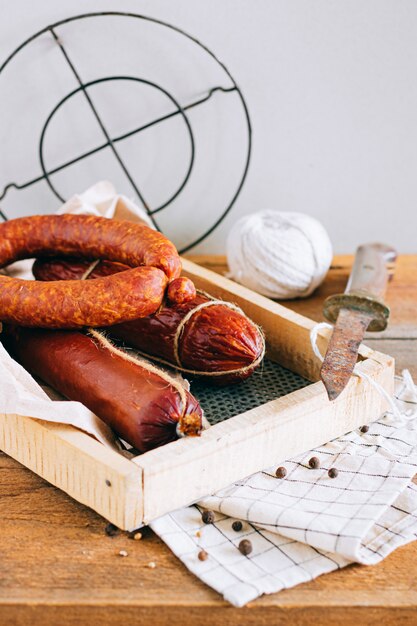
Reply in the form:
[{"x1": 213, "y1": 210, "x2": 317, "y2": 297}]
[
  {"x1": 134, "y1": 355, "x2": 394, "y2": 523},
  {"x1": 357, "y1": 344, "x2": 393, "y2": 367},
  {"x1": 182, "y1": 258, "x2": 335, "y2": 381},
  {"x1": 0, "y1": 414, "x2": 143, "y2": 530}
]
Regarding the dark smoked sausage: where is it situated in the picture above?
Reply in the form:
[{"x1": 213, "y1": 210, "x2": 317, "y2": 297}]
[
  {"x1": 33, "y1": 257, "x2": 266, "y2": 384},
  {"x1": 2, "y1": 325, "x2": 203, "y2": 452}
]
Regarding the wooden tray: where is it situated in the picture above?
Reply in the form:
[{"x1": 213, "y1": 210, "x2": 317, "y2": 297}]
[{"x1": 0, "y1": 258, "x2": 394, "y2": 530}]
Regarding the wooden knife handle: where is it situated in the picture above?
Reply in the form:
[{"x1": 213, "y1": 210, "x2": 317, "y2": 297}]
[{"x1": 345, "y1": 243, "x2": 397, "y2": 303}]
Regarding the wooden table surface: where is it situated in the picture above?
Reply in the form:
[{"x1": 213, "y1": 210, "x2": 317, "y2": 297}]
[{"x1": 1, "y1": 255, "x2": 417, "y2": 626}]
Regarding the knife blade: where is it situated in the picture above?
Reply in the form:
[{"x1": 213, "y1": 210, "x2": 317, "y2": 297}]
[{"x1": 321, "y1": 243, "x2": 397, "y2": 401}]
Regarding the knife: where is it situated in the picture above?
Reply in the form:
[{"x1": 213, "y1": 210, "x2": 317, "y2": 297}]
[{"x1": 321, "y1": 243, "x2": 397, "y2": 401}]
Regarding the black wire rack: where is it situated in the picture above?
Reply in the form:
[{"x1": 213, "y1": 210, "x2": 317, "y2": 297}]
[{"x1": 0, "y1": 11, "x2": 252, "y2": 252}]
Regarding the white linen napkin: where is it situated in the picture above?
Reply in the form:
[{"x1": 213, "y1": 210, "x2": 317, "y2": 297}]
[{"x1": 151, "y1": 376, "x2": 417, "y2": 607}]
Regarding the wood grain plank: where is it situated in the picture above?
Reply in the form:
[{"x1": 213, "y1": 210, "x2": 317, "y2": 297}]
[{"x1": 1, "y1": 449, "x2": 417, "y2": 625}]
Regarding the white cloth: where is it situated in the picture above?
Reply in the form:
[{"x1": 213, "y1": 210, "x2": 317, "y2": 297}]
[{"x1": 152, "y1": 376, "x2": 417, "y2": 607}]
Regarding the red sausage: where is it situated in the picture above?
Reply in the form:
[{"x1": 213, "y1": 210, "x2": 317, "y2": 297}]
[
  {"x1": 0, "y1": 268, "x2": 167, "y2": 328},
  {"x1": 0, "y1": 215, "x2": 181, "y2": 279},
  {"x1": 167, "y1": 277, "x2": 197, "y2": 304},
  {"x1": 0, "y1": 215, "x2": 195, "y2": 327}
]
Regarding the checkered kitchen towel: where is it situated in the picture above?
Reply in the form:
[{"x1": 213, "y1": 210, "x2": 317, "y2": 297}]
[{"x1": 151, "y1": 375, "x2": 417, "y2": 606}]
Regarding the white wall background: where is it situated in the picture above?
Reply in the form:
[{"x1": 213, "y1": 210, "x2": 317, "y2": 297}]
[{"x1": 1, "y1": 0, "x2": 416, "y2": 254}]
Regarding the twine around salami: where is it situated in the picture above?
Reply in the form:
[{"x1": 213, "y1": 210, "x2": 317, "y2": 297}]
[
  {"x1": 169, "y1": 293, "x2": 266, "y2": 377},
  {"x1": 117, "y1": 291, "x2": 266, "y2": 378},
  {"x1": 81, "y1": 257, "x2": 266, "y2": 378},
  {"x1": 90, "y1": 293, "x2": 265, "y2": 379},
  {"x1": 80, "y1": 259, "x2": 101, "y2": 280},
  {"x1": 87, "y1": 329, "x2": 187, "y2": 406}
]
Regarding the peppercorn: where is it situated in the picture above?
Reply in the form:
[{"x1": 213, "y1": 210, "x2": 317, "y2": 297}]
[
  {"x1": 198, "y1": 550, "x2": 208, "y2": 561},
  {"x1": 328, "y1": 468, "x2": 338, "y2": 478},
  {"x1": 105, "y1": 523, "x2": 120, "y2": 537},
  {"x1": 202, "y1": 510, "x2": 215, "y2": 524},
  {"x1": 232, "y1": 521, "x2": 243, "y2": 532},
  {"x1": 275, "y1": 466, "x2": 287, "y2": 478},
  {"x1": 360, "y1": 425, "x2": 369, "y2": 433},
  {"x1": 238, "y1": 539, "x2": 253, "y2": 556},
  {"x1": 308, "y1": 456, "x2": 320, "y2": 469}
]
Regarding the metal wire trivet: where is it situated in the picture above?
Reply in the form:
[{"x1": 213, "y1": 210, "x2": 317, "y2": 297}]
[{"x1": 0, "y1": 11, "x2": 252, "y2": 252}]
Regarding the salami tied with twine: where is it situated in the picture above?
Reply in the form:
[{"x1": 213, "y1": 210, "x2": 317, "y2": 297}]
[{"x1": 33, "y1": 258, "x2": 266, "y2": 385}]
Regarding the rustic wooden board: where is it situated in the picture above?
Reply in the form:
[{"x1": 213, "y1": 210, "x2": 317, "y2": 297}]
[{"x1": 0, "y1": 254, "x2": 415, "y2": 625}]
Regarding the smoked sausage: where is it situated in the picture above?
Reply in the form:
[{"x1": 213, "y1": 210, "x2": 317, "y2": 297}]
[
  {"x1": 0, "y1": 215, "x2": 195, "y2": 328},
  {"x1": 2, "y1": 325, "x2": 203, "y2": 452},
  {"x1": 0, "y1": 214, "x2": 181, "y2": 279},
  {"x1": 33, "y1": 257, "x2": 266, "y2": 384},
  {"x1": 0, "y1": 268, "x2": 167, "y2": 328}
]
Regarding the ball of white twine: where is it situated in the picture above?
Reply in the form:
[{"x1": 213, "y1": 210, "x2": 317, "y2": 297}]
[{"x1": 226, "y1": 211, "x2": 333, "y2": 299}]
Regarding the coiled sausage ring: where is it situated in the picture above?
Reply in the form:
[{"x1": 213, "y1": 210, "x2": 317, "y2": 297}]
[{"x1": 0, "y1": 214, "x2": 195, "y2": 328}]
